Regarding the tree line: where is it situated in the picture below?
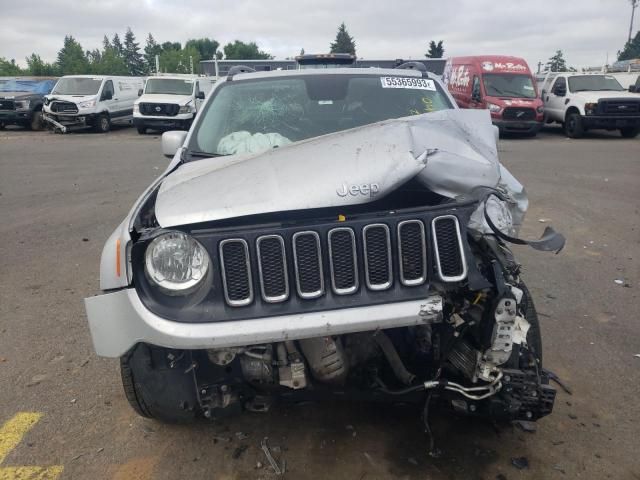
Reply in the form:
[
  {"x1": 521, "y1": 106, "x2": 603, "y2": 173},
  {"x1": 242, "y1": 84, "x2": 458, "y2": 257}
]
[{"x1": 0, "y1": 27, "x2": 273, "y2": 76}]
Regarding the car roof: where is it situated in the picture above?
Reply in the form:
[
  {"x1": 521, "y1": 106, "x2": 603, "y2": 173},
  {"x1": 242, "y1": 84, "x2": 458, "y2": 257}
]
[{"x1": 229, "y1": 67, "x2": 427, "y2": 82}]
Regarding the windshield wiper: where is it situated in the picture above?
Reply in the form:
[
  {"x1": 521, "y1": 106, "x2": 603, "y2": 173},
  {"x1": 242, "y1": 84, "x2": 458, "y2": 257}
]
[{"x1": 186, "y1": 150, "x2": 228, "y2": 160}]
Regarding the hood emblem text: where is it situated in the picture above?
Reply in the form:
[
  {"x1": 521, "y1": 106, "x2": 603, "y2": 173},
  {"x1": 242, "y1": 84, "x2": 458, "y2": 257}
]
[{"x1": 337, "y1": 183, "x2": 380, "y2": 198}]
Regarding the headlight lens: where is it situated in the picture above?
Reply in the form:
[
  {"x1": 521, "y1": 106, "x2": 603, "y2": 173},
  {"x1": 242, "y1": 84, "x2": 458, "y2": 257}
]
[
  {"x1": 178, "y1": 104, "x2": 193, "y2": 114},
  {"x1": 15, "y1": 100, "x2": 30, "y2": 110},
  {"x1": 487, "y1": 102, "x2": 501, "y2": 113},
  {"x1": 133, "y1": 104, "x2": 139, "y2": 113},
  {"x1": 145, "y1": 231, "x2": 210, "y2": 294},
  {"x1": 78, "y1": 99, "x2": 96, "y2": 109},
  {"x1": 584, "y1": 102, "x2": 597, "y2": 115}
]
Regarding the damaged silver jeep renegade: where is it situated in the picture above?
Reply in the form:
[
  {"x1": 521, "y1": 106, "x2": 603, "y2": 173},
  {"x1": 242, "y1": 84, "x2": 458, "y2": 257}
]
[{"x1": 85, "y1": 65, "x2": 564, "y2": 428}]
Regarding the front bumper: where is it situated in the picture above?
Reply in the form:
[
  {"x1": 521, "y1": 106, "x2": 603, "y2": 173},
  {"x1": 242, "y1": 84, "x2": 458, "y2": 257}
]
[
  {"x1": 582, "y1": 115, "x2": 640, "y2": 129},
  {"x1": 133, "y1": 115, "x2": 193, "y2": 130},
  {"x1": 493, "y1": 120, "x2": 542, "y2": 134},
  {"x1": 85, "y1": 289, "x2": 443, "y2": 358},
  {"x1": 43, "y1": 112, "x2": 96, "y2": 130},
  {"x1": 0, "y1": 110, "x2": 31, "y2": 125}
]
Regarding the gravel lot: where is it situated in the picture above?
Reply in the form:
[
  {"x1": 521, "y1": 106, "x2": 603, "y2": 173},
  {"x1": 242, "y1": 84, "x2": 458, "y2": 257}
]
[{"x1": 0, "y1": 125, "x2": 638, "y2": 479}]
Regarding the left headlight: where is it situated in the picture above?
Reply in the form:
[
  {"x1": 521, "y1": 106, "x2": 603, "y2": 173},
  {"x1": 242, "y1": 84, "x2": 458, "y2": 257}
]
[
  {"x1": 15, "y1": 100, "x2": 30, "y2": 110},
  {"x1": 78, "y1": 99, "x2": 96, "y2": 109},
  {"x1": 178, "y1": 103, "x2": 194, "y2": 114},
  {"x1": 487, "y1": 102, "x2": 501, "y2": 113},
  {"x1": 145, "y1": 231, "x2": 210, "y2": 294}
]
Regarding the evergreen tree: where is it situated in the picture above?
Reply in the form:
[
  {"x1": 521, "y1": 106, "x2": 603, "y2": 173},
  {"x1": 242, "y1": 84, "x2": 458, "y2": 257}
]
[
  {"x1": 56, "y1": 35, "x2": 89, "y2": 74},
  {"x1": 329, "y1": 23, "x2": 356, "y2": 55},
  {"x1": 618, "y1": 31, "x2": 640, "y2": 61},
  {"x1": 425, "y1": 40, "x2": 445, "y2": 58},
  {"x1": 123, "y1": 27, "x2": 145, "y2": 75},
  {"x1": 299, "y1": 48, "x2": 305, "y2": 56},
  {"x1": 185, "y1": 38, "x2": 220, "y2": 59},
  {"x1": 222, "y1": 40, "x2": 273, "y2": 59},
  {"x1": 545, "y1": 50, "x2": 568, "y2": 72},
  {"x1": 25, "y1": 54, "x2": 58, "y2": 76},
  {"x1": 112, "y1": 33, "x2": 124, "y2": 56},
  {"x1": 102, "y1": 35, "x2": 111, "y2": 51},
  {"x1": 0, "y1": 57, "x2": 23, "y2": 75},
  {"x1": 144, "y1": 33, "x2": 162, "y2": 74}
]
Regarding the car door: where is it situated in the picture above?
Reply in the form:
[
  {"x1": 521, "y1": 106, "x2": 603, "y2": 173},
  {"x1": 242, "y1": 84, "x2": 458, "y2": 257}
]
[
  {"x1": 469, "y1": 75, "x2": 483, "y2": 109},
  {"x1": 100, "y1": 80, "x2": 116, "y2": 114},
  {"x1": 544, "y1": 77, "x2": 567, "y2": 121}
]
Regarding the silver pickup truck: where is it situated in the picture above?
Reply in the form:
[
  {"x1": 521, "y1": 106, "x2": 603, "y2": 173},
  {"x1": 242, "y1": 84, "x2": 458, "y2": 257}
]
[{"x1": 85, "y1": 65, "x2": 562, "y2": 434}]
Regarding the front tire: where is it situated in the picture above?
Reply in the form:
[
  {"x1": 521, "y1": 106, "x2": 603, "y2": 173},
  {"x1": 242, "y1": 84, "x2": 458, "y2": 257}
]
[
  {"x1": 620, "y1": 127, "x2": 640, "y2": 138},
  {"x1": 120, "y1": 344, "x2": 199, "y2": 423},
  {"x1": 94, "y1": 114, "x2": 111, "y2": 133},
  {"x1": 136, "y1": 125, "x2": 147, "y2": 135},
  {"x1": 564, "y1": 112, "x2": 584, "y2": 138},
  {"x1": 29, "y1": 111, "x2": 44, "y2": 131}
]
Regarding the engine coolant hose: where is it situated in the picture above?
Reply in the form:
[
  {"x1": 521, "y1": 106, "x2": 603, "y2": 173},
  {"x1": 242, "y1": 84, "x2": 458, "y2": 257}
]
[{"x1": 373, "y1": 331, "x2": 416, "y2": 386}]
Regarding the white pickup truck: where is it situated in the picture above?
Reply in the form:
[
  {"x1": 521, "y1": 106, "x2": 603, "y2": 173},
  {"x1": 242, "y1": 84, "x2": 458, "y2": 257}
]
[{"x1": 539, "y1": 73, "x2": 640, "y2": 138}]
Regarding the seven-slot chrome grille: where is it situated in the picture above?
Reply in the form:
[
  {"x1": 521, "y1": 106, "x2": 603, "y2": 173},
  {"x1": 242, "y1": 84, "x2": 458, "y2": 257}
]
[{"x1": 217, "y1": 215, "x2": 466, "y2": 307}]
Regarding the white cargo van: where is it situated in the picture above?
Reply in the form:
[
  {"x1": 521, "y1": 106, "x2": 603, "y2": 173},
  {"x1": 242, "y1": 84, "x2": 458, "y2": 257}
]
[
  {"x1": 43, "y1": 75, "x2": 144, "y2": 133},
  {"x1": 133, "y1": 75, "x2": 215, "y2": 134}
]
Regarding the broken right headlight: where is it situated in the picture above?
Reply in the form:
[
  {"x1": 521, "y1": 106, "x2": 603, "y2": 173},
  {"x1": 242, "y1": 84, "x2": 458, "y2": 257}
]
[{"x1": 144, "y1": 231, "x2": 210, "y2": 295}]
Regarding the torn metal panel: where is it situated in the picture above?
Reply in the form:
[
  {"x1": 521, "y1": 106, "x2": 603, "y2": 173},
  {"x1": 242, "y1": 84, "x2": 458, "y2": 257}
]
[{"x1": 154, "y1": 109, "x2": 520, "y2": 228}]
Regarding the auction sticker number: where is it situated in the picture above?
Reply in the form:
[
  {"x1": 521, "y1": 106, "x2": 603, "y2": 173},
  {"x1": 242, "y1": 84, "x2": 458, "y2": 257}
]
[{"x1": 380, "y1": 77, "x2": 436, "y2": 90}]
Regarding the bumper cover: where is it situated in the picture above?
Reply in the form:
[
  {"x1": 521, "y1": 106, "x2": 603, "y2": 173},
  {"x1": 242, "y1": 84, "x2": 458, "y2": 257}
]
[
  {"x1": 0, "y1": 110, "x2": 31, "y2": 124},
  {"x1": 84, "y1": 289, "x2": 443, "y2": 358},
  {"x1": 134, "y1": 116, "x2": 192, "y2": 129},
  {"x1": 493, "y1": 120, "x2": 542, "y2": 134},
  {"x1": 582, "y1": 115, "x2": 640, "y2": 129}
]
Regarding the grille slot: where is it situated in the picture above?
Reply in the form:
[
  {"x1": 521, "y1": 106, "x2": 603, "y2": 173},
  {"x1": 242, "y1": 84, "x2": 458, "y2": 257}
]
[
  {"x1": 292, "y1": 231, "x2": 324, "y2": 299},
  {"x1": 139, "y1": 102, "x2": 180, "y2": 116},
  {"x1": 50, "y1": 101, "x2": 78, "y2": 114},
  {"x1": 219, "y1": 239, "x2": 253, "y2": 306},
  {"x1": 432, "y1": 216, "x2": 467, "y2": 282},
  {"x1": 600, "y1": 99, "x2": 640, "y2": 115},
  {"x1": 502, "y1": 107, "x2": 536, "y2": 121},
  {"x1": 363, "y1": 224, "x2": 392, "y2": 290},
  {"x1": 256, "y1": 235, "x2": 289, "y2": 303},
  {"x1": 328, "y1": 228, "x2": 358, "y2": 294},
  {"x1": 398, "y1": 220, "x2": 427, "y2": 286},
  {"x1": 0, "y1": 99, "x2": 16, "y2": 111}
]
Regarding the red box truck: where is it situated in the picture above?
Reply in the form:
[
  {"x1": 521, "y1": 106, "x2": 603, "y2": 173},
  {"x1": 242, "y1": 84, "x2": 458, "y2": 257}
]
[{"x1": 443, "y1": 55, "x2": 544, "y2": 135}]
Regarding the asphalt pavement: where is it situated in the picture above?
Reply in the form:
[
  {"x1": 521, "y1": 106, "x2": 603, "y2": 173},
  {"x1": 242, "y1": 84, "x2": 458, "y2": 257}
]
[{"x1": 0, "y1": 124, "x2": 638, "y2": 480}]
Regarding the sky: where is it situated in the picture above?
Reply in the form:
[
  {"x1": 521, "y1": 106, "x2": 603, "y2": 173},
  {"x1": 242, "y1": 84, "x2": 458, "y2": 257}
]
[{"x1": 1, "y1": 0, "x2": 637, "y2": 71}]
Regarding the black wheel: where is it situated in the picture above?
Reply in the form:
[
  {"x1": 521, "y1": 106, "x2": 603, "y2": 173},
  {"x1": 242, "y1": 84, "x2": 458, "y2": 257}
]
[
  {"x1": 136, "y1": 125, "x2": 147, "y2": 134},
  {"x1": 620, "y1": 127, "x2": 640, "y2": 138},
  {"x1": 564, "y1": 112, "x2": 584, "y2": 138},
  {"x1": 29, "y1": 111, "x2": 44, "y2": 131},
  {"x1": 94, "y1": 114, "x2": 111, "y2": 133},
  {"x1": 120, "y1": 344, "x2": 199, "y2": 423},
  {"x1": 0, "y1": 122, "x2": 5, "y2": 130}
]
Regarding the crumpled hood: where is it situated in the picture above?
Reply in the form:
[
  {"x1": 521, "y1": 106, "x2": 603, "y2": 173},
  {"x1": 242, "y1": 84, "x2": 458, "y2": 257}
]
[
  {"x1": 136, "y1": 93, "x2": 192, "y2": 106},
  {"x1": 155, "y1": 109, "x2": 509, "y2": 228},
  {"x1": 45, "y1": 93, "x2": 96, "y2": 103}
]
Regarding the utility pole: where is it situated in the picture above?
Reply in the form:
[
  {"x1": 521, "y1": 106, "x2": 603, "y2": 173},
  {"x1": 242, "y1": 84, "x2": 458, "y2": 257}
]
[
  {"x1": 537, "y1": 61, "x2": 543, "y2": 73},
  {"x1": 630, "y1": 0, "x2": 639, "y2": 43}
]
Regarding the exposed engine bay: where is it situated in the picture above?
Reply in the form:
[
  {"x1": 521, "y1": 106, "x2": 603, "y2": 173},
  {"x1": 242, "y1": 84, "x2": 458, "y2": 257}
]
[{"x1": 86, "y1": 96, "x2": 564, "y2": 434}]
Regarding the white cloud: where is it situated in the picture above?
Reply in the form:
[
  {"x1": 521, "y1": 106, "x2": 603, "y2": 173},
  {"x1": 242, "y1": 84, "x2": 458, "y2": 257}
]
[{"x1": 0, "y1": 0, "x2": 636, "y2": 70}]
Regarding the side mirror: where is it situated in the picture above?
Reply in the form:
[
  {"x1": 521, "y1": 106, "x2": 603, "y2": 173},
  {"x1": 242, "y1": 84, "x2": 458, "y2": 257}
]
[
  {"x1": 196, "y1": 91, "x2": 205, "y2": 100},
  {"x1": 161, "y1": 130, "x2": 188, "y2": 158},
  {"x1": 138, "y1": 88, "x2": 143, "y2": 96}
]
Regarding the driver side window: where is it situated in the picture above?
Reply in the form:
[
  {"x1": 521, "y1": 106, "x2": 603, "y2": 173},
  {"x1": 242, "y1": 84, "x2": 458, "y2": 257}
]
[
  {"x1": 551, "y1": 77, "x2": 566, "y2": 96},
  {"x1": 472, "y1": 76, "x2": 481, "y2": 100},
  {"x1": 101, "y1": 80, "x2": 114, "y2": 101}
]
